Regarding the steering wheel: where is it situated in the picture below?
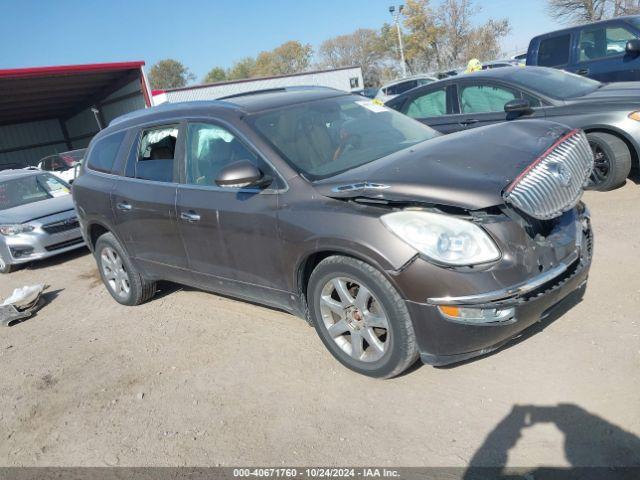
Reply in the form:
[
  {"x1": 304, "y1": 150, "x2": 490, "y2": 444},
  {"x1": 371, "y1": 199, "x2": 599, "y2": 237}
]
[{"x1": 332, "y1": 128, "x2": 361, "y2": 161}]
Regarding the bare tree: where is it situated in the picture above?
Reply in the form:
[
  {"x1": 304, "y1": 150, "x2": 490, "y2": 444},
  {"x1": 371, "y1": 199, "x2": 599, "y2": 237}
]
[{"x1": 547, "y1": 0, "x2": 640, "y2": 24}]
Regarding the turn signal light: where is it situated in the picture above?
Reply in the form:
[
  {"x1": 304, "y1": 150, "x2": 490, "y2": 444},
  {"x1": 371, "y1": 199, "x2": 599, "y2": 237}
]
[
  {"x1": 437, "y1": 305, "x2": 515, "y2": 324},
  {"x1": 628, "y1": 111, "x2": 640, "y2": 121}
]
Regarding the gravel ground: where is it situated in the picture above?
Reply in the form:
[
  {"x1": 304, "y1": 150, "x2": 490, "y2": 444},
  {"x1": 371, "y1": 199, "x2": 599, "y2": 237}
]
[{"x1": 0, "y1": 184, "x2": 639, "y2": 468}]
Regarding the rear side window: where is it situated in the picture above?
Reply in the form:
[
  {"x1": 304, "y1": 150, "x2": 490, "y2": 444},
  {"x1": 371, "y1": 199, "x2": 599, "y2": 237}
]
[
  {"x1": 387, "y1": 80, "x2": 418, "y2": 96},
  {"x1": 135, "y1": 126, "x2": 178, "y2": 183},
  {"x1": 537, "y1": 35, "x2": 571, "y2": 66},
  {"x1": 404, "y1": 88, "x2": 447, "y2": 118},
  {"x1": 87, "y1": 131, "x2": 126, "y2": 174}
]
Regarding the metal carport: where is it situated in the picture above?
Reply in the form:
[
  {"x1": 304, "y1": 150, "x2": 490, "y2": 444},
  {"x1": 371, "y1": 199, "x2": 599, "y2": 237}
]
[{"x1": 0, "y1": 61, "x2": 151, "y2": 168}]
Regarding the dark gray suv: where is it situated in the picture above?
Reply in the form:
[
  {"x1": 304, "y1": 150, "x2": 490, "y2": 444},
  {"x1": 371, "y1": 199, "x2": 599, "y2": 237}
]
[{"x1": 73, "y1": 88, "x2": 594, "y2": 378}]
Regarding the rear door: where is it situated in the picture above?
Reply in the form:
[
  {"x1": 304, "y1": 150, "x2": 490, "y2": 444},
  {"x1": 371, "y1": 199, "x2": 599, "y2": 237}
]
[
  {"x1": 111, "y1": 123, "x2": 190, "y2": 281},
  {"x1": 175, "y1": 120, "x2": 287, "y2": 306},
  {"x1": 573, "y1": 21, "x2": 640, "y2": 81},
  {"x1": 394, "y1": 83, "x2": 465, "y2": 134},
  {"x1": 534, "y1": 33, "x2": 573, "y2": 70}
]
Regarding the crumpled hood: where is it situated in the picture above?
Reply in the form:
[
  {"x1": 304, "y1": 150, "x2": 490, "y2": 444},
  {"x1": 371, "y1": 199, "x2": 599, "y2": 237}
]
[
  {"x1": 315, "y1": 120, "x2": 571, "y2": 210},
  {"x1": 0, "y1": 195, "x2": 75, "y2": 224}
]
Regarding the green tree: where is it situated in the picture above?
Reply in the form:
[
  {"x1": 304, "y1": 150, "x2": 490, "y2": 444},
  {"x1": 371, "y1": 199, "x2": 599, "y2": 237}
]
[
  {"x1": 395, "y1": 0, "x2": 510, "y2": 73},
  {"x1": 318, "y1": 29, "x2": 387, "y2": 87},
  {"x1": 203, "y1": 66, "x2": 227, "y2": 84},
  {"x1": 253, "y1": 41, "x2": 313, "y2": 76},
  {"x1": 148, "y1": 59, "x2": 195, "y2": 89},
  {"x1": 227, "y1": 57, "x2": 257, "y2": 80}
]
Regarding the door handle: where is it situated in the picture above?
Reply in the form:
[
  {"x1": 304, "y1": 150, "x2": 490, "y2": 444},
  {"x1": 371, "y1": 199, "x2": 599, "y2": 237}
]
[
  {"x1": 459, "y1": 119, "x2": 479, "y2": 127},
  {"x1": 576, "y1": 68, "x2": 589, "y2": 76},
  {"x1": 180, "y1": 211, "x2": 201, "y2": 222},
  {"x1": 116, "y1": 202, "x2": 132, "y2": 211}
]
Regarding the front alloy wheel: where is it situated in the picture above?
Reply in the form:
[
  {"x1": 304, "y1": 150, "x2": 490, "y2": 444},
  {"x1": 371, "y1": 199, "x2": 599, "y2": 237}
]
[
  {"x1": 319, "y1": 276, "x2": 390, "y2": 362},
  {"x1": 309, "y1": 255, "x2": 418, "y2": 378}
]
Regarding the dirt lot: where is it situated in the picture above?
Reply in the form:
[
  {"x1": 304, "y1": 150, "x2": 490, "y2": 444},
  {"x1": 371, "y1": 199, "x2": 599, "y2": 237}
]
[{"x1": 1, "y1": 184, "x2": 639, "y2": 469}]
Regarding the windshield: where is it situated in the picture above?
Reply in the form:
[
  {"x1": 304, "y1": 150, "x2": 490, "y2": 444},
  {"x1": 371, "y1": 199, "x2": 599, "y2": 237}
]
[
  {"x1": 506, "y1": 67, "x2": 602, "y2": 99},
  {"x1": 0, "y1": 173, "x2": 70, "y2": 210},
  {"x1": 249, "y1": 95, "x2": 439, "y2": 180}
]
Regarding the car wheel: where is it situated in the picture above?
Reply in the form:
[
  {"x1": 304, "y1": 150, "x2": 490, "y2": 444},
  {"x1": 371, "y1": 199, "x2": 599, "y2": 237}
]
[
  {"x1": 0, "y1": 251, "x2": 14, "y2": 274},
  {"x1": 95, "y1": 232, "x2": 156, "y2": 306},
  {"x1": 308, "y1": 255, "x2": 418, "y2": 378},
  {"x1": 587, "y1": 132, "x2": 631, "y2": 191}
]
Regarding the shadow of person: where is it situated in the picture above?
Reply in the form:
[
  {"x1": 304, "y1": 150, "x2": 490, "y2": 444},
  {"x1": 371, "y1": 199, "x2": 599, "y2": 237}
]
[{"x1": 463, "y1": 404, "x2": 640, "y2": 480}]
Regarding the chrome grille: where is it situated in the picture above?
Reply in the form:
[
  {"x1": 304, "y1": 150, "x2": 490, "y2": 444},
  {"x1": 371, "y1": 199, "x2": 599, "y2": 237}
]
[
  {"x1": 503, "y1": 130, "x2": 593, "y2": 220},
  {"x1": 42, "y1": 217, "x2": 79, "y2": 234}
]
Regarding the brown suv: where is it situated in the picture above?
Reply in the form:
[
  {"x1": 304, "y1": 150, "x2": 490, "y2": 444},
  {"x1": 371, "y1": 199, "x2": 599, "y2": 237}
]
[{"x1": 72, "y1": 87, "x2": 593, "y2": 378}]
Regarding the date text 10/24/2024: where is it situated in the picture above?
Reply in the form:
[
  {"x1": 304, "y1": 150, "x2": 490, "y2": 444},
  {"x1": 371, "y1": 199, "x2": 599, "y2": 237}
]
[{"x1": 233, "y1": 468, "x2": 401, "y2": 478}]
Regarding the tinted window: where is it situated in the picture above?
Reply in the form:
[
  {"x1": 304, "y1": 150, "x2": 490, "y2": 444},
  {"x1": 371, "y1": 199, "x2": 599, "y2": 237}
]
[
  {"x1": 87, "y1": 131, "x2": 125, "y2": 174},
  {"x1": 0, "y1": 173, "x2": 70, "y2": 210},
  {"x1": 537, "y1": 35, "x2": 571, "y2": 66},
  {"x1": 579, "y1": 26, "x2": 637, "y2": 60},
  {"x1": 504, "y1": 67, "x2": 601, "y2": 99},
  {"x1": 185, "y1": 123, "x2": 266, "y2": 186},
  {"x1": 387, "y1": 80, "x2": 418, "y2": 95},
  {"x1": 460, "y1": 84, "x2": 516, "y2": 113},
  {"x1": 249, "y1": 96, "x2": 438, "y2": 180},
  {"x1": 404, "y1": 88, "x2": 447, "y2": 118},
  {"x1": 135, "y1": 126, "x2": 178, "y2": 183}
]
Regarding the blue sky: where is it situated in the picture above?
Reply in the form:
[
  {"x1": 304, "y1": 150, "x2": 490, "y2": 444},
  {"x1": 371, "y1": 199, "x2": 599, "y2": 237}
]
[{"x1": 0, "y1": 0, "x2": 561, "y2": 80}]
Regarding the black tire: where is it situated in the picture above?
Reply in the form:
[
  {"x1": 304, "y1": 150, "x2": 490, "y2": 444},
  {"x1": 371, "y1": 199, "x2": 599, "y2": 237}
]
[
  {"x1": 307, "y1": 255, "x2": 418, "y2": 379},
  {"x1": 94, "y1": 232, "x2": 156, "y2": 306},
  {"x1": 0, "y1": 251, "x2": 15, "y2": 274},
  {"x1": 587, "y1": 132, "x2": 632, "y2": 191}
]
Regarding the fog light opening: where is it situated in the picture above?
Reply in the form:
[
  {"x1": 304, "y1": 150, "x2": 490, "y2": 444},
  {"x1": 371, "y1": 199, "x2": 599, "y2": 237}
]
[{"x1": 437, "y1": 305, "x2": 515, "y2": 324}]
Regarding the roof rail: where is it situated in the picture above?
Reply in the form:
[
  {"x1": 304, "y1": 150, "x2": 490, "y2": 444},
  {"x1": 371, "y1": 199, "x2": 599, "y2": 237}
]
[{"x1": 218, "y1": 88, "x2": 288, "y2": 100}]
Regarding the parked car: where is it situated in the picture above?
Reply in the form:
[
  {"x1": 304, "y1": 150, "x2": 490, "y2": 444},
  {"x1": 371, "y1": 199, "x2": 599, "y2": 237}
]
[
  {"x1": 0, "y1": 162, "x2": 25, "y2": 171},
  {"x1": 73, "y1": 88, "x2": 593, "y2": 378},
  {"x1": 354, "y1": 87, "x2": 379, "y2": 99},
  {"x1": 481, "y1": 60, "x2": 518, "y2": 70},
  {"x1": 374, "y1": 74, "x2": 438, "y2": 102},
  {"x1": 0, "y1": 169, "x2": 84, "y2": 273},
  {"x1": 385, "y1": 66, "x2": 639, "y2": 190},
  {"x1": 526, "y1": 16, "x2": 640, "y2": 82},
  {"x1": 37, "y1": 149, "x2": 86, "y2": 184}
]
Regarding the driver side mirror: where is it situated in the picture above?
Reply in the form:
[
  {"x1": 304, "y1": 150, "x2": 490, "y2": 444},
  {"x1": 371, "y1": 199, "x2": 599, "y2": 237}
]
[
  {"x1": 504, "y1": 98, "x2": 533, "y2": 115},
  {"x1": 215, "y1": 160, "x2": 271, "y2": 189},
  {"x1": 626, "y1": 39, "x2": 640, "y2": 54}
]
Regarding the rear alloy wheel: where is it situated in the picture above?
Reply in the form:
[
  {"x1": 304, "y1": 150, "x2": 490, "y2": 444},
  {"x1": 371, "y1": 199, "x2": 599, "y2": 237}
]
[
  {"x1": 95, "y1": 232, "x2": 156, "y2": 306},
  {"x1": 308, "y1": 255, "x2": 418, "y2": 378},
  {"x1": 0, "y1": 251, "x2": 15, "y2": 274},
  {"x1": 587, "y1": 132, "x2": 632, "y2": 191}
]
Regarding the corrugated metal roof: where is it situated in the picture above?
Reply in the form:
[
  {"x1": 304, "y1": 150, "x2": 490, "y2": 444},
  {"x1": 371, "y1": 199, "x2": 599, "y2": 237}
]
[{"x1": 0, "y1": 61, "x2": 148, "y2": 125}]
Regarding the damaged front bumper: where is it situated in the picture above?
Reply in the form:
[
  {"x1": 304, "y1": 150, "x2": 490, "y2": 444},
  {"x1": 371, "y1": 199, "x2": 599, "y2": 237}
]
[{"x1": 401, "y1": 209, "x2": 593, "y2": 366}]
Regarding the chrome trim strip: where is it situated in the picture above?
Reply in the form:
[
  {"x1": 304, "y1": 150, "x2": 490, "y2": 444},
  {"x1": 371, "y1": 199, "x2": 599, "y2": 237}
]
[{"x1": 427, "y1": 251, "x2": 580, "y2": 306}]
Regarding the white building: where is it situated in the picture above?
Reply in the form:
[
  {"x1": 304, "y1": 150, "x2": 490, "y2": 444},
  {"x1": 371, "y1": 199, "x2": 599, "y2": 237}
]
[{"x1": 153, "y1": 66, "x2": 364, "y2": 104}]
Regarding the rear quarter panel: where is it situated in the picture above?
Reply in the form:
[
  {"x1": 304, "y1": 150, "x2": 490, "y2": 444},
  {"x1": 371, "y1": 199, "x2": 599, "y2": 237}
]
[{"x1": 72, "y1": 171, "x2": 116, "y2": 250}]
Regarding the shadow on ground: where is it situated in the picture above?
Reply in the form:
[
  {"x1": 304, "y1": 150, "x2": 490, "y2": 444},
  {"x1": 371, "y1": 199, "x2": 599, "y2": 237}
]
[{"x1": 463, "y1": 403, "x2": 640, "y2": 479}]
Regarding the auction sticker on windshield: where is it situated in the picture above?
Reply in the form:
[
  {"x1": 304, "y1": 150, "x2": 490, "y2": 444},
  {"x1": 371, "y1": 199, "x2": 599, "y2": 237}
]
[{"x1": 356, "y1": 100, "x2": 389, "y2": 113}]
